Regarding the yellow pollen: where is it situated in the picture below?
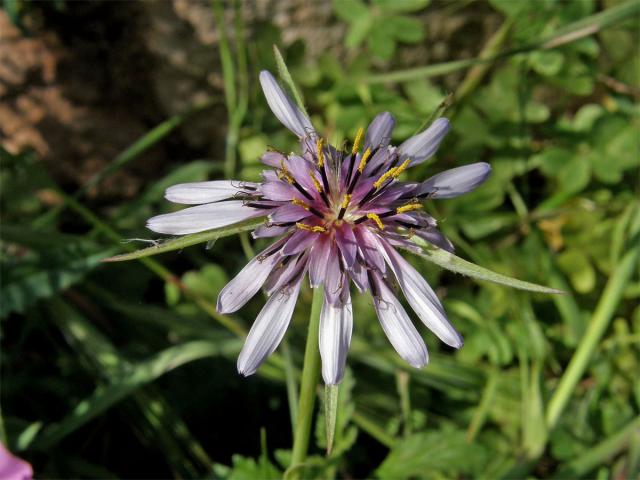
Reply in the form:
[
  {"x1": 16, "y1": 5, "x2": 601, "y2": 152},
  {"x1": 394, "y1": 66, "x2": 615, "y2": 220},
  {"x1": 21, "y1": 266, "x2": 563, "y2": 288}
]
[
  {"x1": 367, "y1": 213, "x2": 385, "y2": 230},
  {"x1": 296, "y1": 222, "x2": 327, "y2": 233},
  {"x1": 279, "y1": 160, "x2": 295, "y2": 184},
  {"x1": 341, "y1": 194, "x2": 352, "y2": 209},
  {"x1": 357, "y1": 148, "x2": 372, "y2": 173},
  {"x1": 396, "y1": 203, "x2": 422, "y2": 214},
  {"x1": 373, "y1": 167, "x2": 400, "y2": 189},
  {"x1": 316, "y1": 138, "x2": 325, "y2": 167},
  {"x1": 352, "y1": 127, "x2": 364, "y2": 155},
  {"x1": 309, "y1": 170, "x2": 323, "y2": 192},
  {"x1": 394, "y1": 159, "x2": 411, "y2": 176},
  {"x1": 291, "y1": 198, "x2": 310, "y2": 210}
]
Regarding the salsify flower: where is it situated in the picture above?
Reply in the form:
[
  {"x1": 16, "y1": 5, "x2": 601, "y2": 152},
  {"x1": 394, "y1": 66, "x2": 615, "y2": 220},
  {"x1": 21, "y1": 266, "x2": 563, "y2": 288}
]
[{"x1": 147, "y1": 71, "x2": 491, "y2": 385}]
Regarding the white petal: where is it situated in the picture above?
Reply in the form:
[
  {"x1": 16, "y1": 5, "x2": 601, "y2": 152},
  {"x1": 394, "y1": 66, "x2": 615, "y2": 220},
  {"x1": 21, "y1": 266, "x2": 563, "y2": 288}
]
[
  {"x1": 165, "y1": 180, "x2": 258, "y2": 204},
  {"x1": 259, "y1": 71, "x2": 315, "y2": 138},
  {"x1": 372, "y1": 275, "x2": 428, "y2": 368},
  {"x1": 398, "y1": 117, "x2": 450, "y2": 166},
  {"x1": 146, "y1": 200, "x2": 266, "y2": 235},
  {"x1": 319, "y1": 289, "x2": 353, "y2": 385},
  {"x1": 217, "y1": 241, "x2": 285, "y2": 314},
  {"x1": 237, "y1": 276, "x2": 303, "y2": 376},
  {"x1": 418, "y1": 162, "x2": 492, "y2": 198},
  {"x1": 380, "y1": 239, "x2": 463, "y2": 348}
]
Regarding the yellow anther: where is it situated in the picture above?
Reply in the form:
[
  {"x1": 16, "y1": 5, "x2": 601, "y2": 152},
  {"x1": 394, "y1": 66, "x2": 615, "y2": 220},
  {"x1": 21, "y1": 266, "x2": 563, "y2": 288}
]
[
  {"x1": 309, "y1": 170, "x2": 323, "y2": 192},
  {"x1": 394, "y1": 158, "x2": 411, "y2": 176},
  {"x1": 357, "y1": 148, "x2": 372, "y2": 173},
  {"x1": 316, "y1": 138, "x2": 325, "y2": 167},
  {"x1": 396, "y1": 203, "x2": 422, "y2": 214},
  {"x1": 352, "y1": 127, "x2": 364, "y2": 155},
  {"x1": 296, "y1": 222, "x2": 328, "y2": 233},
  {"x1": 367, "y1": 213, "x2": 385, "y2": 230},
  {"x1": 341, "y1": 194, "x2": 352, "y2": 209},
  {"x1": 292, "y1": 198, "x2": 311, "y2": 210},
  {"x1": 373, "y1": 159, "x2": 411, "y2": 189},
  {"x1": 279, "y1": 160, "x2": 295, "y2": 184},
  {"x1": 373, "y1": 167, "x2": 399, "y2": 189}
]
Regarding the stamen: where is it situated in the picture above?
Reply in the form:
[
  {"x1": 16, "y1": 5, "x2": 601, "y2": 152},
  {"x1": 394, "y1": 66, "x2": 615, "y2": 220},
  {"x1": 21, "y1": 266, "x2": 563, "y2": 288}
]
[
  {"x1": 292, "y1": 198, "x2": 310, "y2": 210},
  {"x1": 337, "y1": 194, "x2": 352, "y2": 220},
  {"x1": 309, "y1": 170, "x2": 323, "y2": 193},
  {"x1": 352, "y1": 127, "x2": 364, "y2": 155},
  {"x1": 367, "y1": 213, "x2": 385, "y2": 230},
  {"x1": 316, "y1": 138, "x2": 325, "y2": 167},
  {"x1": 357, "y1": 148, "x2": 372, "y2": 173},
  {"x1": 373, "y1": 167, "x2": 399, "y2": 189},
  {"x1": 396, "y1": 203, "x2": 422, "y2": 214},
  {"x1": 296, "y1": 223, "x2": 328, "y2": 233},
  {"x1": 280, "y1": 159, "x2": 313, "y2": 200}
]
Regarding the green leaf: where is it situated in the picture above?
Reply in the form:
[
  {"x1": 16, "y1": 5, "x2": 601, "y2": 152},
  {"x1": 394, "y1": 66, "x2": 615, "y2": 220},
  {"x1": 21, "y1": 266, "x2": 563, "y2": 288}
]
[
  {"x1": 332, "y1": 0, "x2": 368, "y2": 21},
  {"x1": 101, "y1": 217, "x2": 265, "y2": 262},
  {"x1": 407, "y1": 238, "x2": 564, "y2": 294},
  {"x1": 373, "y1": 0, "x2": 430, "y2": 13},
  {"x1": 388, "y1": 15, "x2": 424, "y2": 43},
  {"x1": 0, "y1": 232, "x2": 116, "y2": 317},
  {"x1": 375, "y1": 430, "x2": 489, "y2": 478}
]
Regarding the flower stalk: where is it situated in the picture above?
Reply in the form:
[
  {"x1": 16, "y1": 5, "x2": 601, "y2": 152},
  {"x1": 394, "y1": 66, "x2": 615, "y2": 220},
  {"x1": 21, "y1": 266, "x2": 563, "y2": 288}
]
[{"x1": 289, "y1": 286, "x2": 324, "y2": 476}]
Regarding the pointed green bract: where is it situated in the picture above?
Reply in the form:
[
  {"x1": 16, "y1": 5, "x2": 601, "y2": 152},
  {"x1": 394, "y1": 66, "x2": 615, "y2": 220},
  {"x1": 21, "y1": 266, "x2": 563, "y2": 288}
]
[
  {"x1": 102, "y1": 217, "x2": 265, "y2": 262},
  {"x1": 324, "y1": 384, "x2": 339, "y2": 456},
  {"x1": 407, "y1": 237, "x2": 564, "y2": 294}
]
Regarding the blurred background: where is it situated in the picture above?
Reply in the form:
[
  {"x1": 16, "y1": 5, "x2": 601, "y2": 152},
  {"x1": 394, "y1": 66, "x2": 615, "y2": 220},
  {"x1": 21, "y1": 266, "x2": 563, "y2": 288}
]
[{"x1": 1, "y1": 0, "x2": 639, "y2": 478}]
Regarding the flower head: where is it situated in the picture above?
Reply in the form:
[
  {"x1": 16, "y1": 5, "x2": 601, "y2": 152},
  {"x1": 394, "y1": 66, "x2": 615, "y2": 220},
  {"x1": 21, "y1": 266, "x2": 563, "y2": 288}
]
[{"x1": 147, "y1": 71, "x2": 491, "y2": 384}]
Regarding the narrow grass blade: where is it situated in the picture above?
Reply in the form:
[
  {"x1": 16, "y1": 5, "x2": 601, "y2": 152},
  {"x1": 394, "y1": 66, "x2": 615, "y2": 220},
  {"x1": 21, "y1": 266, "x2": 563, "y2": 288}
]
[
  {"x1": 29, "y1": 339, "x2": 241, "y2": 450},
  {"x1": 102, "y1": 217, "x2": 264, "y2": 262},
  {"x1": 406, "y1": 238, "x2": 564, "y2": 294}
]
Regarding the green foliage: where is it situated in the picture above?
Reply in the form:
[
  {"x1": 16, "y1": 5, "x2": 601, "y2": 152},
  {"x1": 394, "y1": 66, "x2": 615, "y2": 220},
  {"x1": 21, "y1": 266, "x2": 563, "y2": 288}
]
[{"x1": 1, "y1": 0, "x2": 639, "y2": 478}]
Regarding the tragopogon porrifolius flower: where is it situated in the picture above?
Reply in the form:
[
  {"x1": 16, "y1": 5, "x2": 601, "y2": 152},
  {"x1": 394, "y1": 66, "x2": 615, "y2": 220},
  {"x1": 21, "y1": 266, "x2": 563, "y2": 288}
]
[{"x1": 147, "y1": 71, "x2": 491, "y2": 385}]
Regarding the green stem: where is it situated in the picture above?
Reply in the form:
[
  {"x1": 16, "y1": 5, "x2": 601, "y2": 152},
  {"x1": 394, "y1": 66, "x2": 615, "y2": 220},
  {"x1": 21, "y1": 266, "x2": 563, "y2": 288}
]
[
  {"x1": 545, "y1": 232, "x2": 640, "y2": 429},
  {"x1": 553, "y1": 416, "x2": 640, "y2": 478},
  {"x1": 289, "y1": 286, "x2": 324, "y2": 476}
]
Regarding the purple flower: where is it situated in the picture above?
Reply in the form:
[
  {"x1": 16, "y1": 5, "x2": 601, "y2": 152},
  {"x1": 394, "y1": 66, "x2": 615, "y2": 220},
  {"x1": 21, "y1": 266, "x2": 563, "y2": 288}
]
[
  {"x1": 0, "y1": 443, "x2": 32, "y2": 480},
  {"x1": 147, "y1": 71, "x2": 491, "y2": 385}
]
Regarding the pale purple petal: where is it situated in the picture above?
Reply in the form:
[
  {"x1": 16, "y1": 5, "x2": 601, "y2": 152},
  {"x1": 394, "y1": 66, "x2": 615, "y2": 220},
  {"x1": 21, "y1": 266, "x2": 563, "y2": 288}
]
[
  {"x1": 283, "y1": 229, "x2": 319, "y2": 256},
  {"x1": 260, "y1": 181, "x2": 301, "y2": 201},
  {"x1": 217, "y1": 240, "x2": 285, "y2": 314},
  {"x1": 336, "y1": 225, "x2": 358, "y2": 268},
  {"x1": 365, "y1": 112, "x2": 395, "y2": 149},
  {"x1": 261, "y1": 151, "x2": 286, "y2": 167},
  {"x1": 269, "y1": 204, "x2": 312, "y2": 223},
  {"x1": 265, "y1": 253, "x2": 308, "y2": 295},
  {"x1": 319, "y1": 289, "x2": 353, "y2": 385},
  {"x1": 0, "y1": 443, "x2": 32, "y2": 480},
  {"x1": 417, "y1": 162, "x2": 492, "y2": 198},
  {"x1": 260, "y1": 70, "x2": 315, "y2": 138},
  {"x1": 252, "y1": 224, "x2": 290, "y2": 239},
  {"x1": 353, "y1": 226, "x2": 385, "y2": 273},
  {"x1": 380, "y1": 240, "x2": 463, "y2": 348},
  {"x1": 415, "y1": 229, "x2": 455, "y2": 252},
  {"x1": 398, "y1": 117, "x2": 450, "y2": 166},
  {"x1": 371, "y1": 274, "x2": 429, "y2": 368},
  {"x1": 324, "y1": 244, "x2": 344, "y2": 304},
  {"x1": 309, "y1": 237, "x2": 331, "y2": 288},
  {"x1": 237, "y1": 274, "x2": 304, "y2": 376},
  {"x1": 165, "y1": 180, "x2": 258, "y2": 204},
  {"x1": 147, "y1": 200, "x2": 267, "y2": 235}
]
